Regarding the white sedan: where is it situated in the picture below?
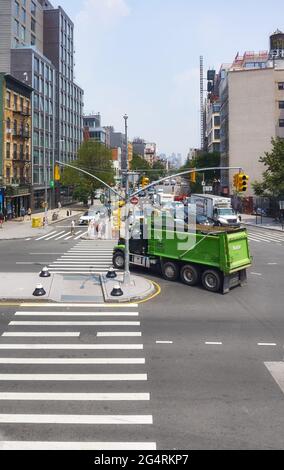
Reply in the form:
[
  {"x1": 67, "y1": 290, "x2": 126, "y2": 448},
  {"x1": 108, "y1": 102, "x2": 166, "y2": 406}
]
[{"x1": 79, "y1": 210, "x2": 100, "y2": 225}]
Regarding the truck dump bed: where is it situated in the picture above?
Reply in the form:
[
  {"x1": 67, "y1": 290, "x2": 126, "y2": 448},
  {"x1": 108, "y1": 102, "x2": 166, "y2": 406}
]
[{"x1": 147, "y1": 223, "x2": 251, "y2": 275}]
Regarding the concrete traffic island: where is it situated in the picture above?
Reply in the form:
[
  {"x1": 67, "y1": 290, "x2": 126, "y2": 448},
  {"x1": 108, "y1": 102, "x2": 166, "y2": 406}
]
[
  {"x1": 0, "y1": 271, "x2": 157, "y2": 303},
  {"x1": 101, "y1": 273, "x2": 156, "y2": 303}
]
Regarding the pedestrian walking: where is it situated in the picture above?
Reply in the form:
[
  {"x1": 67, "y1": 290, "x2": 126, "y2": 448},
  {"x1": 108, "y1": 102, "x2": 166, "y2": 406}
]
[
  {"x1": 27, "y1": 208, "x2": 32, "y2": 221},
  {"x1": 20, "y1": 206, "x2": 26, "y2": 221},
  {"x1": 0, "y1": 213, "x2": 4, "y2": 229},
  {"x1": 70, "y1": 219, "x2": 76, "y2": 236}
]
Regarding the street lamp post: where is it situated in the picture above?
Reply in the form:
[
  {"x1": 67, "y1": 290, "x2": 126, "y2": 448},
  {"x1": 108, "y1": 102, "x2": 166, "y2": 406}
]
[{"x1": 123, "y1": 114, "x2": 131, "y2": 286}]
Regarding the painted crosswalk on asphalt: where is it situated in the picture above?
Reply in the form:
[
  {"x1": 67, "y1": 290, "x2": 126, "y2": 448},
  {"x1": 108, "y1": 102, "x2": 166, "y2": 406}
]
[
  {"x1": 247, "y1": 228, "x2": 284, "y2": 245},
  {"x1": 0, "y1": 303, "x2": 156, "y2": 450},
  {"x1": 47, "y1": 239, "x2": 117, "y2": 274}
]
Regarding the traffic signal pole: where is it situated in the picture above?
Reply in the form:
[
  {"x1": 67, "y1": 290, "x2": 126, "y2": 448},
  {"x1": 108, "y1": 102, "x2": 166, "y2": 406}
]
[{"x1": 56, "y1": 161, "x2": 245, "y2": 287}]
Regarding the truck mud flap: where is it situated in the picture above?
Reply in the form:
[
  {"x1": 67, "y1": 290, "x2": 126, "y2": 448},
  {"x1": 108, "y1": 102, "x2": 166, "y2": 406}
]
[{"x1": 223, "y1": 269, "x2": 247, "y2": 294}]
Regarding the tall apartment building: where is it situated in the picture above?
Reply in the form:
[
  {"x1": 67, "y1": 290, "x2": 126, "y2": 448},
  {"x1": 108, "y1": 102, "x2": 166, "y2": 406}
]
[
  {"x1": 219, "y1": 31, "x2": 284, "y2": 196},
  {"x1": 0, "y1": 0, "x2": 84, "y2": 211},
  {"x1": 0, "y1": 73, "x2": 32, "y2": 217}
]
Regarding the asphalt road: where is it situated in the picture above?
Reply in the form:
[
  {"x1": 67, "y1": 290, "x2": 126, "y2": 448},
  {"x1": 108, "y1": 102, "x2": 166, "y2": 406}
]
[{"x1": 0, "y1": 226, "x2": 283, "y2": 449}]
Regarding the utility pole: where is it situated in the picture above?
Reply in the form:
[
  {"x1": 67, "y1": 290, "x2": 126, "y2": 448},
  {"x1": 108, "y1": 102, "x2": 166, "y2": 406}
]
[{"x1": 123, "y1": 114, "x2": 131, "y2": 286}]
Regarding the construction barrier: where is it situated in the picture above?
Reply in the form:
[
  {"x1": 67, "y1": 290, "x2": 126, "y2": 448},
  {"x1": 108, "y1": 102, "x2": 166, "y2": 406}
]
[{"x1": 32, "y1": 217, "x2": 42, "y2": 228}]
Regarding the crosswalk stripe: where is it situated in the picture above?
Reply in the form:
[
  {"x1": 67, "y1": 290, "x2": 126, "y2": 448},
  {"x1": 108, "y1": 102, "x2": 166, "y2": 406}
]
[
  {"x1": 0, "y1": 392, "x2": 150, "y2": 400},
  {"x1": 0, "y1": 344, "x2": 143, "y2": 349},
  {"x1": 248, "y1": 237, "x2": 261, "y2": 243},
  {"x1": 0, "y1": 373, "x2": 146, "y2": 380},
  {"x1": 45, "y1": 231, "x2": 66, "y2": 241},
  {"x1": 97, "y1": 332, "x2": 142, "y2": 337},
  {"x1": 0, "y1": 358, "x2": 145, "y2": 364},
  {"x1": 14, "y1": 312, "x2": 139, "y2": 316},
  {"x1": 0, "y1": 414, "x2": 152, "y2": 424},
  {"x1": 2, "y1": 332, "x2": 80, "y2": 337},
  {"x1": 35, "y1": 231, "x2": 57, "y2": 241},
  {"x1": 0, "y1": 442, "x2": 157, "y2": 450},
  {"x1": 10, "y1": 321, "x2": 140, "y2": 325},
  {"x1": 54, "y1": 232, "x2": 70, "y2": 240},
  {"x1": 20, "y1": 303, "x2": 138, "y2": 308}
]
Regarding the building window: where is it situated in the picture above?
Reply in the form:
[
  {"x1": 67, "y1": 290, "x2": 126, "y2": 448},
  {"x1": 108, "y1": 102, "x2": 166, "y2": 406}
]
[
  {"x1": 6, "y1": 91, "x2": 11, "y2": 108},
  {"x1": 13, "y1": 143, "x2": 17, "y2": 159},
  {"x1": 279, "y1": 101, "x2": 284, "y2": 109},
  {"x1": 13, "y1": 94, "x2": 18, "y2": 111},
  {"x1": 21, "y1": 7, "x2": 26, "y2": 23},
  {"x1": 278, "y1": 82, "x2": 284, "y2": 90},
  {"x1": 14, "y1": 0, "x2": 19, "y2": 17},
  {"x1": 14, "y1": 19, "x2": 19, "y2": 36},
  {"x1": 6, "y1": 142, "x2": 11, "y2": 159},
  {"x1": 31, "y1": 34, "x2": 36, "y2": 46},
  {"x1": 31, "y1": 1, "x2": 36, "y2": 16},
  {"x1": 20, "y1": 25, "x2": 26, "y2": 41},
  {"x1": 279, "y1": 119, "x2": 284, "y2": 127},
  {"x1": 31, "y1": 17, "x2": 36, "y2": 32}
]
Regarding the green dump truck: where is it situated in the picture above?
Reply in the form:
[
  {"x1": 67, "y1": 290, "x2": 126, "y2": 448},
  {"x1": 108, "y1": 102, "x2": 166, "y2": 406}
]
[{"x1": 113, "y1": 217, "x2": 252, "y2": 294}]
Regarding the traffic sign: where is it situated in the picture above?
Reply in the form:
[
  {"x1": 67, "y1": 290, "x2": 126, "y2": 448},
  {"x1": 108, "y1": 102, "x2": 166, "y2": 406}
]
[{"x1": 130, "y1": 196, "x2": 139, "y2": 205}]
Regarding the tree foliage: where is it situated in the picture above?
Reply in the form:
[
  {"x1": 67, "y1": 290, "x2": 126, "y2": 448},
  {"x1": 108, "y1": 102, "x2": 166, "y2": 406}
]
[
  {"x1": 179, "y1": 151, "x2": 221, "y2": 193},
  {"x1": 252, "y1": 137, "x2": 284, "y2": 197},
  {"x1": 61, "y1": 140, "x2": 115, "y2": 203},
  {"x1": 131, "y1": 154, "x2": 166, "y2": 182}
]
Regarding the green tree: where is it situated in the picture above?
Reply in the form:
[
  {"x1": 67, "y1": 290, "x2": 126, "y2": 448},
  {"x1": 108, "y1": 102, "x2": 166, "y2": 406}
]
[
  {"x1": 131, "y1": 154, "x2": 167, "y2": 183},
  {"x1": 179, "y1": 151, "x2": 221, "y2": 193},
  {"x1": 61, "y1": 140, "x2": 115, "y2": 204},
  {"x1": 252, "y1": 137, "x2": 284, "y2": 197}
]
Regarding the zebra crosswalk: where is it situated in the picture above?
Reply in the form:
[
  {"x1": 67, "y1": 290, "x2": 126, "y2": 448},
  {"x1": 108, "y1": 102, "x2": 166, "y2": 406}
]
[
  {"x1": 29, "y1": 229, "x2": 89, "y2": 242},
  {"x1": 0, "y1": 302, "x2": 156, "y2": 450},
  {"x1": 247, "y1": 228, "x2": 284, "y2": 245},
  {"x1": 47, "y1": 239, "x2": 117, "y2": 274}
]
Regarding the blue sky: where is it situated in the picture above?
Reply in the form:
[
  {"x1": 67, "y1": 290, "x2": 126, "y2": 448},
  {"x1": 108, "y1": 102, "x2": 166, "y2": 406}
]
[{"x1": 57, "y1": 0, "x2": 283, "y2": 160}]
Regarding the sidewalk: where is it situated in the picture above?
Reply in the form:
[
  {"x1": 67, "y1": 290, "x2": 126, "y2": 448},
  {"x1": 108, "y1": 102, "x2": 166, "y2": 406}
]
[
  {"x1": 0, "y1": 207, "x2": 84, "y2": 240},
  {"x1": 241, "y1": 214, "x2": 284, "y2": 232}
]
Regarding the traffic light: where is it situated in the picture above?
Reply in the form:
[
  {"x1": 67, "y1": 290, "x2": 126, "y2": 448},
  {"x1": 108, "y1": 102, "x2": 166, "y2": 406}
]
[
  {"x1": 54, "y1": 164, "x2": 61, "y2": 181},
  {"x1": 49, "y1": 180, "x2": 55, "y2": 189},
  {"x1": 233, "y1": 173, "x2": 239, "y2": 190},
  {"x1": 141, "y1": 176, "x2": 150, "y2": 188},
  {"x1": 190, "y1": 169, "x2": 196, "y2": 184},
  {"x1": 238, "y1": 174, "x2": 249, "y2": 192}
]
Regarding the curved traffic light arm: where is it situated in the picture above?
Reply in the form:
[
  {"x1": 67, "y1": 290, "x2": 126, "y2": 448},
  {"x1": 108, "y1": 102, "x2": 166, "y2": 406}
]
[
  {"x1": 130, "y1": 166, "x2": 244, "y2": 199},
  {"x1": 55, "y1": 161, "x2": 125, "y2": 200}
]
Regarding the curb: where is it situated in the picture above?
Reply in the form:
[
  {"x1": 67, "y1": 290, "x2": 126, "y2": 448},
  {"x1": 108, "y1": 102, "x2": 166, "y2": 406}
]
[{"x1": 100, "y1": 274, "x2": 156, "y2": 303}]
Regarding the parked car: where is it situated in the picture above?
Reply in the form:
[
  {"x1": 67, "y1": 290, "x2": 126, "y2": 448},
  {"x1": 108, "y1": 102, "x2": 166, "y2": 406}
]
[{"x1": 195, "y1": 215, "x2": 215, "y2": 226}]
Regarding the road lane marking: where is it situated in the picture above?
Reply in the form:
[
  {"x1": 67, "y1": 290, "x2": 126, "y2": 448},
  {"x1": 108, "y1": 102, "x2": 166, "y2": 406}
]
[
  {"x1": 258, "y1": 343, "x2": 277, "y2": 346},
  {"x1": 205, "y1": 342, "x2": 223, "y2": 345},
  {"x1": 264, "y1": 362, "x2": 284, "y2": 395},
  {"x1": 0, "y1": 358, "x2": 145, "y2": 364},
  {"x1": 0, "y1": 373, "x2": 147, "y2": 380},
  {"x1": 268, "y1": 263, "x2": 278, "y2": 265},
  {"x1": 0, "y1": 392, "x2": 150, "y2": 401},
  {"x1": 20, "y1": 303, "x2": 138, "y2": 308},
  {"x1": 10, "y1": 321, "x2": 140, "y2": 326},
  {"x1": 156, "y1": 341, "x2": 173, "y2": 345},
  {"x1": 0, "y1": 442, "x2": 157, "y2": 450},
  {"x1": 0, "y1": 344, "x2": 143, "y2": 350},
  {"x1": 0, "y1": 414, "x2": 152, "y2": 424},
  {"x1": 2, "y1": 332, "x2": 80, "y2": 337},
  {"x1": 15, "y1": 311, "x2": 139, "y2": 317},
  {"x1": 97, "y1": 332, "x2": 142, "y2": 337},
  {"x1": 250, "y1": 272, "x2": 262, "y2": 276}
]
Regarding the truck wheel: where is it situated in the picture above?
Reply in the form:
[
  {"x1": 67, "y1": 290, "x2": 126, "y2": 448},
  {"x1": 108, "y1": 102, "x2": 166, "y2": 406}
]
[
  {"x1": 161, "y1": 261, "x2": 179, "y2": 282},
  {"x1": 202, "y1": 269, "x2": 221, "y2": 293},
  {"x1": 180, "y1": 264, "x2": 199, "y2": 286},
  {"x1": 113, "y1": 251, "x2": 125, "y2": 270}
]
